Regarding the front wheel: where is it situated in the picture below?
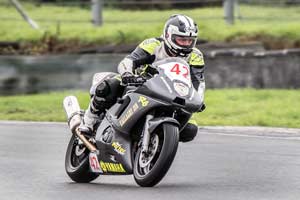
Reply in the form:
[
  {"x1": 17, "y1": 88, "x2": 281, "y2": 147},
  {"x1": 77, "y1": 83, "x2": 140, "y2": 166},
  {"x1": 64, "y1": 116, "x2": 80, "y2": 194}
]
[
  {"x1": 65, "y1": 134, "x2": 100, "y2": 183},
  {"x1": 133, "y1": 123, "x2": 179, "y2": 187}
]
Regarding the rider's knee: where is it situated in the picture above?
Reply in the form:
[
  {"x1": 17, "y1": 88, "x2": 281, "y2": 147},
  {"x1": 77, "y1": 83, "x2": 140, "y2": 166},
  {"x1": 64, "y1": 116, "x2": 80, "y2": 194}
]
[
  {"x1": 95, "y1": 81, "x2": 110, "y2": 98},
  {"x1": 89, "y1": 81, "x2": 110, "y2": 114},
  {"x1": 105, "y1": 77, "x2": 122, "y2": 96},
  {"x1": 92, "y1": 78, "x2": 123, "y2": 112},
  {"x1": 95, "y1": 78, "x2": 122, "y2": 98},
  {"x1": 179, "y1": 123, "x2": 198, "y2": 142}
]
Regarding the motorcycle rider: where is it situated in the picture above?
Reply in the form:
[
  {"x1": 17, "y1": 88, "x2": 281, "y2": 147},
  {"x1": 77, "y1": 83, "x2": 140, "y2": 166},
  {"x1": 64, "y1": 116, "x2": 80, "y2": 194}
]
[{"x1": 79, "y1": 14, "x2": 206, "y2": 142}]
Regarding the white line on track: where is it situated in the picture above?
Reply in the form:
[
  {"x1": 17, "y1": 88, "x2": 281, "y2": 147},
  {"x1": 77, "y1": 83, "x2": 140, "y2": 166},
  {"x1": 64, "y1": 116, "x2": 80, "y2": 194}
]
[
  {"x1": 200, "y1": 131, "x2": 300, "y2": 141},
  {"x1": 1, "y1": 121, "x2": 300, "y2": 140}
]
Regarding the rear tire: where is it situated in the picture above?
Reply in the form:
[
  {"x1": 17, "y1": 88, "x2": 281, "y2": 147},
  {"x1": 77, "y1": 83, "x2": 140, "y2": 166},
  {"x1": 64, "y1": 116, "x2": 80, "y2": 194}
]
[
  {"x1": 133, "y1": 123, "x2": 179, "y2": 187},
  {"x1": 65, "y1": 134, "x2": 100, "y2": 183}
]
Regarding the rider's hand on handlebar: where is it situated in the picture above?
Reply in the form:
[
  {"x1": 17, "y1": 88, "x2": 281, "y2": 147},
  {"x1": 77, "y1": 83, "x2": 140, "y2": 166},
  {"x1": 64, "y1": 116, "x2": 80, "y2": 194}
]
[
  {"x1": 121, "y1": 72, "x2": 135, "y2": 84},
  {"x1": 121, "y1": 72, "x2": 145, "y2": 85}
]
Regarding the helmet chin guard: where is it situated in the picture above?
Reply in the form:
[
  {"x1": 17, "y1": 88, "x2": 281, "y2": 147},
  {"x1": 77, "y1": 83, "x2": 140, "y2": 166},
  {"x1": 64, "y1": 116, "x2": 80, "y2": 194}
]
[
  {"x1": 164, "y1": 42, "x2": 192, "y2": 57},
  {"x1": 163, "y1": 14, "x2": 198, "y2": 57}
]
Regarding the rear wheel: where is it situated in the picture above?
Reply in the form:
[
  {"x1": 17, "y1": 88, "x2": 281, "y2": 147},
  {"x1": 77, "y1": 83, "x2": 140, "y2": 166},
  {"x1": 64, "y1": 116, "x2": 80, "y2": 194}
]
[
  {"x1": 133, "y1": 123, "x2": 179, "y2": 187},
  {"x1": 65, "y1": 134, "x2": 100, "y2": 183}
]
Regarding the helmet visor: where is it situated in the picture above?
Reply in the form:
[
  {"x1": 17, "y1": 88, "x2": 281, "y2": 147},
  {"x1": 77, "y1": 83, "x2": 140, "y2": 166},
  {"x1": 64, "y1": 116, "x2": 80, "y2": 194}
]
[{"x1": 172, "y1": 35, "x2": 197, "y2": 49}]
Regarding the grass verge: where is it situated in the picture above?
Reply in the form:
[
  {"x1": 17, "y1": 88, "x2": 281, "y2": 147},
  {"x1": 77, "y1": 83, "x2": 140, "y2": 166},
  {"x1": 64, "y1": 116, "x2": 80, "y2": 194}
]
[
  {"x1": 0, "y1": 89, "x2": 299, "y2": 128},
  {"x1": 0, "y1": 3, "x2": 300, "y2": 52}
]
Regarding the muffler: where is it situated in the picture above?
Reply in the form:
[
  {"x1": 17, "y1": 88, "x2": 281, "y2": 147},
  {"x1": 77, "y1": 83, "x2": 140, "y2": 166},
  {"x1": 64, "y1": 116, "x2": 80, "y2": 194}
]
[
  {"x1": 63, "y1": 96, "x2": 82, "y2": 133},
  {"x1": 63, "y1": 96, "x2": 97, "y2": 152}
]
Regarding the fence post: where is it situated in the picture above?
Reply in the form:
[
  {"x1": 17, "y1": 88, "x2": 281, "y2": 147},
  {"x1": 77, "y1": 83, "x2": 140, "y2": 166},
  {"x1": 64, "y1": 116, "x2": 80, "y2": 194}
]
[
  {"x1": 91, "y1": 0, "x2": 103, "y2": 26},
  {"x1": 223, "y1": 0, "x2": 235, "y2": 25},
  {"x1": 9, "y1": 0, "x2": 40, "y2": 29}
]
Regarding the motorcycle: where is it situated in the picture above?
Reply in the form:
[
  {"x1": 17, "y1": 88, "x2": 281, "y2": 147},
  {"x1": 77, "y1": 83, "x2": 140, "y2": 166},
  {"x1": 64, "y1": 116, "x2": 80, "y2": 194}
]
[{"x1": 63, "y1": 57, "x2": 204, "y2": 187}]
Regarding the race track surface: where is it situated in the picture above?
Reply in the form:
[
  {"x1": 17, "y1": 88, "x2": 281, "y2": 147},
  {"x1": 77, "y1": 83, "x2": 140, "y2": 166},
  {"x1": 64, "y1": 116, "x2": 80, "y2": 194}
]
[{"x1": 0, "y1": 121, "x2": 300, "y2": 200}]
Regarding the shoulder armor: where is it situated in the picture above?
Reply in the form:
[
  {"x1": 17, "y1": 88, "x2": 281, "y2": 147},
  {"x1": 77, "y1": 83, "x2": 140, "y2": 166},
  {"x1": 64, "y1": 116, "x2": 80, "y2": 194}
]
[
  {"x1": 189, "y1": 48, "x2": 205, "y2": 67},
  {"x1": 138, "y1": 38, "x2": 161, "y2": 54}
]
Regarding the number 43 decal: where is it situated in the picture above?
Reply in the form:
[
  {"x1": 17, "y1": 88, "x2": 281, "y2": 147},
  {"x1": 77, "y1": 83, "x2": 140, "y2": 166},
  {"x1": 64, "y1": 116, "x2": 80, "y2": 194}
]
[{"x1": 170, "y1": 64, "x2": 189, "y2": 79}]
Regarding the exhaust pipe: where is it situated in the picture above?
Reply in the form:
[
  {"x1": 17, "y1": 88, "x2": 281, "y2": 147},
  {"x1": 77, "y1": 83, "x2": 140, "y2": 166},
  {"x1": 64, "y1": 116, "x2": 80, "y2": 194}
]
[
  {"x1": 63, "y1": 96, "x2": 97, "y2": 152},
  {"x1": 63, "y1": 96, "x2": 82, "y2": 133}
]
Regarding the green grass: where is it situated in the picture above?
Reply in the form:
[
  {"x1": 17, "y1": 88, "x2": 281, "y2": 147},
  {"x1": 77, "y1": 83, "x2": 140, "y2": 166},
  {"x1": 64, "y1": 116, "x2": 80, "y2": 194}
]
[
  {"x1": 192, "y1": 89, "x2": 300, "y2": 128},
  {"x1": 0, "y1": 89, "x2": 299, "y2": 128},
  {"x1": 0, "y1": 90, "x2": 89, "y2": 122},
  {"x1": 1, "y1": 3, "x2": 300, "y2": 45}
]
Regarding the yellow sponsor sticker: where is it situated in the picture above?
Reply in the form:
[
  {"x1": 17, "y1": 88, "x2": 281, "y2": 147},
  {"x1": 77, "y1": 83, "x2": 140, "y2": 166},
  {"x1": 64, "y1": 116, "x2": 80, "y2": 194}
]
[
  {"x1": 138, "y1": 96, "x2": 149, "y2": 107},
  {"x1": 112, "y1": 142, "x2": 126, "y2": 155},
  {"x1": 119, "y1": 102, "x2": 139, "y2": 126},
  {"x1": 100, "y1": 161, "x2": 126, "y2": 173}
]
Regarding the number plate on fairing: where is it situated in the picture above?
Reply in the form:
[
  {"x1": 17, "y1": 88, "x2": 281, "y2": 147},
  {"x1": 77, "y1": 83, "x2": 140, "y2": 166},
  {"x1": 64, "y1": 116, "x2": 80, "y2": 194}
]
[
  {"x1": 158, "y1": 62, "x2": 192, "y2": 87},
  {"x1": 89, "y1": 152, "x2": 102, "y2": 173}
]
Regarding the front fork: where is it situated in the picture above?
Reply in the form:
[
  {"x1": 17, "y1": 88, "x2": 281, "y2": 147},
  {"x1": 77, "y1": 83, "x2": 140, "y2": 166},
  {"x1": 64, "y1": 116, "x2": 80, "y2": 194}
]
[{"x1": 141, "y1": 114, "x2": 154, "y2": 154}]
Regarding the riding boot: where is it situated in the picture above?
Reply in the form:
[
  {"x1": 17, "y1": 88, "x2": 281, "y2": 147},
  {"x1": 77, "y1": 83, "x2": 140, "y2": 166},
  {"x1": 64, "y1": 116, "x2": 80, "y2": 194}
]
[
  {"x1": 78, "y1": 96, "x2": 106, "y2": 136},
  {"x1": 79, "y1": 78, "x2": 121, "y2": 136},
  {"x1": 78, "y1": 107, "x2": 98, "y2": 136}
]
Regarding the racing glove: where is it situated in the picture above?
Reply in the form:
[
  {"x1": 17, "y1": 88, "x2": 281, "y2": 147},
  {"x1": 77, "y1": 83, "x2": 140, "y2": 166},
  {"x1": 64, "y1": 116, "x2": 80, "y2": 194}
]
[{"x1": 121, "y1": 72, "x2": 138, "y2": 85}]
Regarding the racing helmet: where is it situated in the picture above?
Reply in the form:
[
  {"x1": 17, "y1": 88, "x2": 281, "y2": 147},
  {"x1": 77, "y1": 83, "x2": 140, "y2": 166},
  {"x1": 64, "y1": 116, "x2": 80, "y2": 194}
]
[{"x1": 163, "y1": 14, "x2": 198, "y2": 57}]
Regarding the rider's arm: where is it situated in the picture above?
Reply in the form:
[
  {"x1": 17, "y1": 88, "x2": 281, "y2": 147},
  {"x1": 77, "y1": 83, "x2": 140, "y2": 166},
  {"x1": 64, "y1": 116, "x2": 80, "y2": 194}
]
[
  {"x1": 118, "y1": 38, "x2": 160, "y2": 75},
  {"x1": 190, "y1": 65, "x2": 205, "y2": 94},
  {"x1": 189, "y1": 48, "x2": 206, "y2": 94}
]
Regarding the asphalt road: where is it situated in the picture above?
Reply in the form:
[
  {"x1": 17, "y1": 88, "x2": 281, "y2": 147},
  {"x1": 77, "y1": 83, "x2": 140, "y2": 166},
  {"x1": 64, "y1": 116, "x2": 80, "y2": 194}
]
[{"x1": 1, "y1": 121, "x2": 300, "y2": 200}]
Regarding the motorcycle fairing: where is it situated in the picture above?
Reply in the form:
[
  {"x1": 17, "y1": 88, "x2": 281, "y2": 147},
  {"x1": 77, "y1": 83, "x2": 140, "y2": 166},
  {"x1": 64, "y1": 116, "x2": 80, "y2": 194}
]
[
  {"x1": 95, "y1": 117, "x2": 133, "y2": 175},
  {"x1": 94, "y1": 93, "x2": 169, "y2": 174},
  {"x1": 92, "y1": 58, "x2": 204, "y2": 175}
]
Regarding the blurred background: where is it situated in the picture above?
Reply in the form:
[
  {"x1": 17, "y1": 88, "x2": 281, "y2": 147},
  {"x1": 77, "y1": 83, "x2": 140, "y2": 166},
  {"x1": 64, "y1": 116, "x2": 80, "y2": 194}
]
[
  {"x1": 0, "y1": 0, "x2": 300, "y2": 94},
  {"x1": 0, "y1": 0, "x2": 299, "y2": 126},
  {"x1": 1, "y1": 3, "x2": 300, "y2": 198}
]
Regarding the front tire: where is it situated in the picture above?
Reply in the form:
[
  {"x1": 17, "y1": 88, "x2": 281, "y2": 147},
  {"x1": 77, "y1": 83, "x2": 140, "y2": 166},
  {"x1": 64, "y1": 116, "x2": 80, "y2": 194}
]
[
  {"x1": 133, "y1": 123, "x2": 179, "y2": 187},
  {"x1": 65, "y1": 134, "x2": 100, "y2": 183}
]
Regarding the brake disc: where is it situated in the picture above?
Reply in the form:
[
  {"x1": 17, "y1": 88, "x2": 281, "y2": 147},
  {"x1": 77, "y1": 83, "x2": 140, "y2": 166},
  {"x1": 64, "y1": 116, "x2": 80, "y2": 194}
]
[
  {"x1": 139, "y1": 134, "x2": 159, "y2": 168},
  {"x1": 75, "y1": 139, "x2": 86, "y2": 156}
]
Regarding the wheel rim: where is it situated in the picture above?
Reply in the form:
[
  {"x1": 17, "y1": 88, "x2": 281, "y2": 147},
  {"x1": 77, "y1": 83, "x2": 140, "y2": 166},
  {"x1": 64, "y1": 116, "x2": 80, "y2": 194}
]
[
  {"x1": 75, "y1": 143, "x2": 86, "y2": 156},
  {"x1": 136, "y1": 133, "x2": 162, "y2": 177},
  {"x1": 70, "y1": 137, "x2": 88, "y2": 168}
]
